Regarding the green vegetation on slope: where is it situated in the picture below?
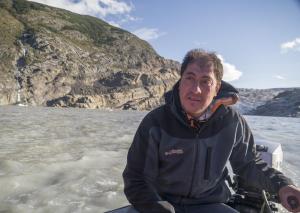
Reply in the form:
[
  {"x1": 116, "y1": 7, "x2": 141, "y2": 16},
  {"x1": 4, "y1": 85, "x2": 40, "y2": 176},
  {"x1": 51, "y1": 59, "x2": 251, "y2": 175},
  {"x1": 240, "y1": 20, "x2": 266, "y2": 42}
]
[
  {"x1": 0, "y1": 7, "x2": 24, "y2": 73},
  {"x1": 0, "y1": 0, "x2": 156, "y2": 53},
  {"x1": 10, "y1": 0, "x2": 45, "y2": 14}
]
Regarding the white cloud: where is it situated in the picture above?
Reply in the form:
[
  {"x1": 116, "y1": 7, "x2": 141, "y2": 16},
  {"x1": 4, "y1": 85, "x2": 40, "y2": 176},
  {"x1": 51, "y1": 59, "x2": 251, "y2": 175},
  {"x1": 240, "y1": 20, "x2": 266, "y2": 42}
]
[
  {"x1": 274, "y1": 75, "x2": 285, "y2": 80},
  {"x1": 281, "y1": 37, "x2": 300, "y2": 53},
  {"x1": 132, "y1": 28, "x2": 166, "y2": 41},
  {"x1": 30, "y1": 0, "x2": 133, "y2": 20},
  {"x1": 217, "y1": 55, "x2": 242, "y2": 82}
]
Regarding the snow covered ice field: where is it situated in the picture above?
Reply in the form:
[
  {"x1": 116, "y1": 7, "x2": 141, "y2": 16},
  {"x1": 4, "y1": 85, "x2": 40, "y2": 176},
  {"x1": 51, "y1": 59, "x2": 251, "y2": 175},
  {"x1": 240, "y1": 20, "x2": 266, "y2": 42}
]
[{"x1": 0, "y1": 106, "x2": 299, "y2": 212}]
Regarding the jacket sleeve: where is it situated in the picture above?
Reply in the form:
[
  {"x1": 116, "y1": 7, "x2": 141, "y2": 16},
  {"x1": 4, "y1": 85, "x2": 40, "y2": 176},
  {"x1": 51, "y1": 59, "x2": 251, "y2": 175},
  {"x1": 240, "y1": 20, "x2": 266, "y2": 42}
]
[
  {"x1": 229, "y1": 115, "x2": 294, "y2": 195},
  {"x1": 122, "y1": 115, "x2": 174, "y2": 213}
]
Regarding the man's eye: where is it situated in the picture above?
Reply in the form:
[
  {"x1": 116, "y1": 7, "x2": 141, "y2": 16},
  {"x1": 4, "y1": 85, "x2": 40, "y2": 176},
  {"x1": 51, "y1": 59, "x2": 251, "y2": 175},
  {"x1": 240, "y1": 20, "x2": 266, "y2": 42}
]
[
  {"x1": 185, "y1": 76, "x2": 193, "y2": 81},
  {"x1": 200, "y1": 79, "x2": 213, "y2": 86}
]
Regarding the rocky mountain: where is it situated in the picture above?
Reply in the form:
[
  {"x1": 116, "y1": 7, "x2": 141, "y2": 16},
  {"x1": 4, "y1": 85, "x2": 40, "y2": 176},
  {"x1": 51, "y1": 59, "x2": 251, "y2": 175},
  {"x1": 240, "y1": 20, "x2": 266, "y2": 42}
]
[
  {"x1": 0, "y1": 0, "x2": 180, "y2": 110},
  {"x1": 229, "y1": 87, "x2": 300, "y2": 117},
  {"x1": 234, "y1": 88, "x2": 286, "y2": 114},
  {"x1": 247, "y1": 88, "x2": 300, "y2": 117}
]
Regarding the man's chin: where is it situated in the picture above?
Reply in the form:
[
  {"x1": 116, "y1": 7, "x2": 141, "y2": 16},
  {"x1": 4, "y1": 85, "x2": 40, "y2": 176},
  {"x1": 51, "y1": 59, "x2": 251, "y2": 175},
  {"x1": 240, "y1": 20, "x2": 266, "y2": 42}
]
[
  {"x1": 185, "y1": 108, "x2": 205, "y2": 118},
  {"x1": 181, "y1": 102, "x2": 208, "y2": 117}
]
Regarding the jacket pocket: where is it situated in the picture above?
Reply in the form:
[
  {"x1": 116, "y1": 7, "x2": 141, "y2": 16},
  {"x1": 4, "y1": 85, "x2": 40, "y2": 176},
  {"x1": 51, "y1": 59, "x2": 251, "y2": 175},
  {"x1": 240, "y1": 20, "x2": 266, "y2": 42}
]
[{"x1": 204, "y1": 147, "x2": 212, "y2": 180}]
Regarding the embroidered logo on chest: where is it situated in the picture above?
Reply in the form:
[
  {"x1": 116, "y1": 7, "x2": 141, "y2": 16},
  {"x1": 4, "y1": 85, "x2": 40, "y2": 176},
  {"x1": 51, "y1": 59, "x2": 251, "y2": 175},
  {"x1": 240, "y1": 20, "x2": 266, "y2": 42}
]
[{"x1": 164, "y1": 149, "x2": 184, "y2": 156}]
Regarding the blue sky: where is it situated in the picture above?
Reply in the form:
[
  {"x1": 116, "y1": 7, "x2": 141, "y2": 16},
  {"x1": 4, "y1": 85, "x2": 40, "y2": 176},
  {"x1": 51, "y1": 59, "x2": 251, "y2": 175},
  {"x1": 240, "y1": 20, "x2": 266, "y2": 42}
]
[{"x1": 30, "y1": 0, "x2": 300, "y2": 89}]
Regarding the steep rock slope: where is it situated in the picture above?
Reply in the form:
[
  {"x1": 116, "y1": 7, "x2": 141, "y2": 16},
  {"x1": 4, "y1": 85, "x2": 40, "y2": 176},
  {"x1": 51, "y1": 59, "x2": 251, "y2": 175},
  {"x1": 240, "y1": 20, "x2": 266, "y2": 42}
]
[{"x1": 0, "y1": 0, "x2": 180, "y2": 110}]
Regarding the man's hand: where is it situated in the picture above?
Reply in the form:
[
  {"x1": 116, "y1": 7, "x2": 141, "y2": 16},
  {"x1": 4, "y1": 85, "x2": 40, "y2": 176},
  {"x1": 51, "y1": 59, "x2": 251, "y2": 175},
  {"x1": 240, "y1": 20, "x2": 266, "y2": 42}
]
[{"x1": 279, "y1": 185, "x2": 300, "y2": 212}]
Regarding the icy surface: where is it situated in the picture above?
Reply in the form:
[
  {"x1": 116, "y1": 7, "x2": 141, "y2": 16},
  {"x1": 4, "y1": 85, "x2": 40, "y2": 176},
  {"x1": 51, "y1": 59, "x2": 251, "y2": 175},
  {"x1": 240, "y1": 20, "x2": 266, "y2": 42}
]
[{"x1": 0, "y1": 106, "x2": 299, "y2": 212}]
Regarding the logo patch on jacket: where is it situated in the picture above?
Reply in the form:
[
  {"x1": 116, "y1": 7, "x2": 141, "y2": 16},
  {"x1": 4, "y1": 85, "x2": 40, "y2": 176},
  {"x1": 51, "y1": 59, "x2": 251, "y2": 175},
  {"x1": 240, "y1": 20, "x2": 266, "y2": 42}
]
[{"x1": 165, "y1": 149, "x2": 184, "y2": 156}]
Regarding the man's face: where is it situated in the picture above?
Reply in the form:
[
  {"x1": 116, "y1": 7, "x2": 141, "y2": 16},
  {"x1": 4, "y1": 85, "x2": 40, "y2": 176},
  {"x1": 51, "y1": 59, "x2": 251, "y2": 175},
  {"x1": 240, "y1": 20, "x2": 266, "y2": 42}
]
[{"x1": 179, "y1": 62, "x2": 220, "y2": 118}]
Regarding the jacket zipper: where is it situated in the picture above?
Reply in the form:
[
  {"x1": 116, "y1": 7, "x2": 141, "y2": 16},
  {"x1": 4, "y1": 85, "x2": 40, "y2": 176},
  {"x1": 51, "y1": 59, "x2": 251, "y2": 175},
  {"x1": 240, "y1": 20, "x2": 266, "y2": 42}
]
[
  {"x1": 187, "y1": 141, "x2": 198, "y2": 197},
  {"x1": 187, "y1": 125, "x2": 207, "y2": 197}
]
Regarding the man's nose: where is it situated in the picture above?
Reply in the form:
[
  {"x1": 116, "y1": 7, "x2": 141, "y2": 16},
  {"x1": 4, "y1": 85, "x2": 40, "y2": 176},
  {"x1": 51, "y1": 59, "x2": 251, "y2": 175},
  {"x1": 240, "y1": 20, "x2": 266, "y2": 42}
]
[{"x1": 191, "y1": 82, "x2": 202, "y2": 93}]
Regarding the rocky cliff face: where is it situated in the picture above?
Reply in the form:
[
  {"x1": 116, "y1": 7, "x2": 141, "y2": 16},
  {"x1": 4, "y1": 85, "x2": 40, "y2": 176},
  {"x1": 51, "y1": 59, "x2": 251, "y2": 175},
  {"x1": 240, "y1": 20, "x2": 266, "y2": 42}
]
[{"x1": 0, "y1": 0, "x2": 180, "y2": 110}]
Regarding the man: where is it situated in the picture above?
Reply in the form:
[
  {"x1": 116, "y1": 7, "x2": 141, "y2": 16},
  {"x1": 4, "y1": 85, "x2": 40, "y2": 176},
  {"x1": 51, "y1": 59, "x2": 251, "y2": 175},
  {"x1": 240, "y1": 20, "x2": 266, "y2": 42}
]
[{"x1": 122, "y1": 49, "x2": 300, "y2": 213}]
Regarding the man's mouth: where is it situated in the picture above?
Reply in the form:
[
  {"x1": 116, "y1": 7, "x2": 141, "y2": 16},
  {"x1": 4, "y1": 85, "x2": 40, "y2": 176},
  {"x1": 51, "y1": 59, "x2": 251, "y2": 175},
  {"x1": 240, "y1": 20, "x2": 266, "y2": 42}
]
[{"x1": 188, "y1": 97, "x2": 201, "y2": 102}]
